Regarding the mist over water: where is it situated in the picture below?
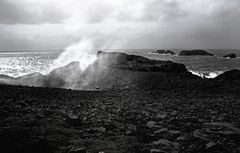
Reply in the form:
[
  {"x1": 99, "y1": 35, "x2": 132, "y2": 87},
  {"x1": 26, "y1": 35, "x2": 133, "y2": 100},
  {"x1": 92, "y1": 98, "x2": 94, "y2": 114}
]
[{"x1": 51, "y1": 39, "x2": 97, "y2": 72}]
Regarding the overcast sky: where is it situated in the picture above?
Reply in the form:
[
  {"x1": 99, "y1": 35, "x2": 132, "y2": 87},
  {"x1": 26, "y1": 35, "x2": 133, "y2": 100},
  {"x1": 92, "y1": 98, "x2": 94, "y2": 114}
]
[{"x1": 0, "y1": 0, "x2": 240, "y2": 51}]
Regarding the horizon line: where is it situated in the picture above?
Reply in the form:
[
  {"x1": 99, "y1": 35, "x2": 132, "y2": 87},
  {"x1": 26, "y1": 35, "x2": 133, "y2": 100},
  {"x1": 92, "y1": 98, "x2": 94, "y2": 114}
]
[{"x1": 0, "y1": 48, "x2": 239, "y2": 52}]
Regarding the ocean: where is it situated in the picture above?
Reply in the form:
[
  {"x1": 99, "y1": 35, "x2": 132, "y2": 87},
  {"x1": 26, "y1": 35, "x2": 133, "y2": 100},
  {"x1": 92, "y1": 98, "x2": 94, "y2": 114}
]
[{"x1": 0, "y1": 49, "x2": 239, "y2": 78}]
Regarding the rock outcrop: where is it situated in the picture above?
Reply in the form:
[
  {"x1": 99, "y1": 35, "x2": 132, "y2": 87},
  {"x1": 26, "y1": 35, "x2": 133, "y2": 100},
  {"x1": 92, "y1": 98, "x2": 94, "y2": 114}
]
[
  {"x1": 179, "y1": 50, "x2": 214, "y2": 56},
  {"x1": 223, "y1": 53, "x2": 237, "y2": 59},
  {"x1": 97, "y1": 51, "x2": 186, "y2": 73},
  {"x1": 152, "y1": 50, "x2": 176, "y2": 55},
  {"x1": 214, "y1": 69, "x2": 240, "y2": 81}
]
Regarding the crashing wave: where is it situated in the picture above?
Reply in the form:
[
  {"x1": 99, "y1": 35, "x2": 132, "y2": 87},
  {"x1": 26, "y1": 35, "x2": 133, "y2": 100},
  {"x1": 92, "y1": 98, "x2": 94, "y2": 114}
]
[{"x1": 188, "y1": 70, "x2": 224, "y2": 79}]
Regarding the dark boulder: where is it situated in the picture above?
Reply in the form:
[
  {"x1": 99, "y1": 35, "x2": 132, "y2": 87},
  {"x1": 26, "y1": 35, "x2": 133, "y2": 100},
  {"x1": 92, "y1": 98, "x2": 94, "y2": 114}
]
[
  {"x1": 97, "y1": 51, "x2": 187, "y2": 73},
  {"x1": 223, "y1": 53, "x2": 237, "y2": 59},
  {"x1": 152, "y1": 50, "x2": 176, "y2": 55},
  {"x1": 179, "y1": 50, "x2": 214, "y2": 56},
  {"x1": 214, "y1": 69, "x2": 240, "y2": 81}
]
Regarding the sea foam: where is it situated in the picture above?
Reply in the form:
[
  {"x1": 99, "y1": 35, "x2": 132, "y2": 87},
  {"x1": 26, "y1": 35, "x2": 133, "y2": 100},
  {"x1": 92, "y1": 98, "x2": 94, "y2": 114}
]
[{"x1": 188, "y1": 70, "x2": 224, "y2": 79}]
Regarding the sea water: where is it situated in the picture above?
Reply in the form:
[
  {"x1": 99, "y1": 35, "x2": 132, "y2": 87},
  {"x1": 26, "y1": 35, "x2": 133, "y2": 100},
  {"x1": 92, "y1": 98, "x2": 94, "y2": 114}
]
[{"x1": 0, "y1": 49, "x2": 239, "y2": 78}]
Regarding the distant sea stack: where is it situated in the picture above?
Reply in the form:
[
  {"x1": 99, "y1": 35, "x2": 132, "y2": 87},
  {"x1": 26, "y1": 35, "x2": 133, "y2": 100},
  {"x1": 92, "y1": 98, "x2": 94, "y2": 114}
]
[
  {"x1": 179, "y1": 50, "x2": 214, "y2": 56},
  {"x1": 223, "y1": 53, "x2": 237, "y2": 59},
  {"x1": 152, "y1": 50, "x2": 176, "y2": 55}
]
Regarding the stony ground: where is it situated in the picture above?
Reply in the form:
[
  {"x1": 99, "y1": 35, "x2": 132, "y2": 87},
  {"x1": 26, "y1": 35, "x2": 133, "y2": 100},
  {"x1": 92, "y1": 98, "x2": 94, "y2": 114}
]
[{"x1": 0, "y1": 70, "x2": 240, "y2": 153}]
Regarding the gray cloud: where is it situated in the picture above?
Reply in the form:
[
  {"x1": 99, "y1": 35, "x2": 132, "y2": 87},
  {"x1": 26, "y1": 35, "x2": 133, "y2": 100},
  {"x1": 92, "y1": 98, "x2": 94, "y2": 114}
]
[
  {"x1": 0, "y1": 0, "x2": 240, "y2": 50},
  {"x1": 142, "y1": 0, "x2": 187, "y2": 21},
  {"x1": 0, "y1": 0, "x2": 66, "y2": 24}
]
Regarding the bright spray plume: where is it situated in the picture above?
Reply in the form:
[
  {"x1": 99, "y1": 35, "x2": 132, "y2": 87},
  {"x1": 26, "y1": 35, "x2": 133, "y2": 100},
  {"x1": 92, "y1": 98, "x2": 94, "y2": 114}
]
[
  {"x1": 53, "y1": 39, "x2": 97, "y2": 71},
  {"x1": 30, "y1": 39, "x2": 100, "y2": 89}
]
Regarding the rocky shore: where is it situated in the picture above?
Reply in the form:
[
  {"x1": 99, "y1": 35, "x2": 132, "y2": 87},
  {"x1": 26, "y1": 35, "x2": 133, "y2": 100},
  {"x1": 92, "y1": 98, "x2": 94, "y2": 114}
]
[{"x1": 0, "y1": 52, "x2": 240, "y2": 153}]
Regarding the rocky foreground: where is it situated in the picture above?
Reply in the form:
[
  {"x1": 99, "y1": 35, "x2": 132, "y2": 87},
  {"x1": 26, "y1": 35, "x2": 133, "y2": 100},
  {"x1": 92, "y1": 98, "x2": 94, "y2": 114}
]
[{"x1": 0, "y1": 52, "x2": 240, "y2": 153}]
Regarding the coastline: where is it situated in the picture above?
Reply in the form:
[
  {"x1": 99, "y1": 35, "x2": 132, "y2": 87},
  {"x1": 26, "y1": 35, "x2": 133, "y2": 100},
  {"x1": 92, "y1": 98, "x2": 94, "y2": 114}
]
[{"x1": 0, "y1": 52, "x2": 240, "y2": 153}]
